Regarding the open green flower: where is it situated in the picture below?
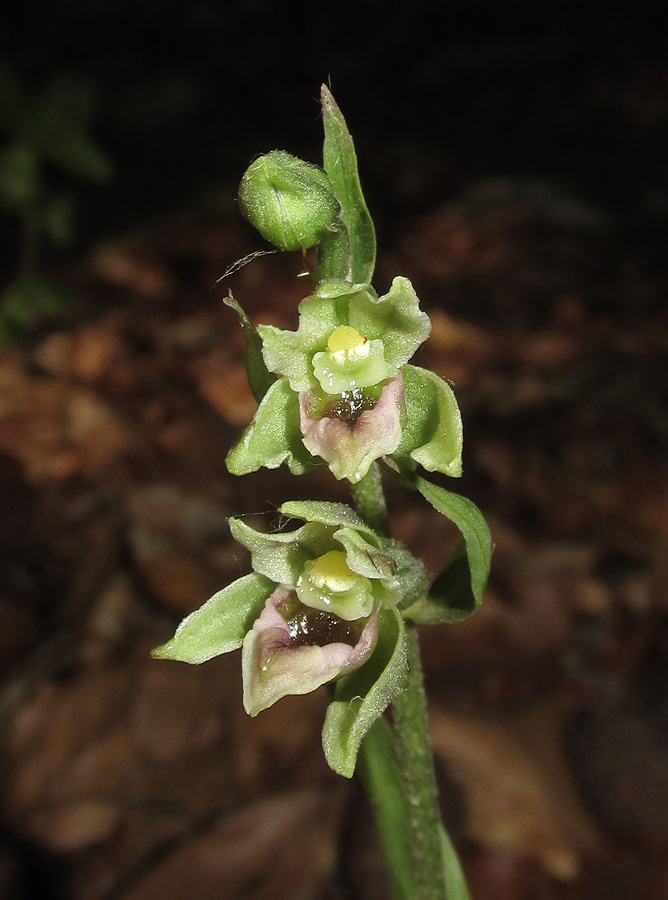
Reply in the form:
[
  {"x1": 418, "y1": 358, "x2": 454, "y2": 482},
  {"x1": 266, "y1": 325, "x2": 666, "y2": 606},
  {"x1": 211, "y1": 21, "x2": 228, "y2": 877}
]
[
  {"x1": 152, "y1": 501, "x2": 413, "y2": 777},
  {"x1": 227, "y1": 277, "x2": 464, "y2": 483}
]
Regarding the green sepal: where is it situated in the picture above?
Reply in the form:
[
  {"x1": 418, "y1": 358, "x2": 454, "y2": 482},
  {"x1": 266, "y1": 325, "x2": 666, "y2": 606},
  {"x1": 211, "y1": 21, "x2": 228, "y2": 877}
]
[
  {"x1": 280, "y1": 499, "x2": 375, "y2": 536},
  {"x1": 226, "y1": 378, "x2": 317, "y2": 476},
  {"x1": 151, "y1": 573, "x2": 274, "y2": 664},
  {"x1": 395, "y1": 365, "x2": 463, "y2": 478},
  {"x1": 319, "y1": 85, "x2": 376, "y2": 285},
  {"x1": 224, "y1": 291, "x2": 276, "y2": 402},
  {"x1": 402, "y1": 476, "x2": 492, "y2": 624},
  {"x1": 229, "y1": 518, "x2": 334, "y2": 588},
  {"x1": 322, "y1": 606, "x2": 407, "y2": 778}
]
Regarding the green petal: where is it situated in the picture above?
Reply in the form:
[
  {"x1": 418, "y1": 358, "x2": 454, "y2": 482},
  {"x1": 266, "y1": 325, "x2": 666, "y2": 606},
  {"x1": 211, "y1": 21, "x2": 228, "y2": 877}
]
[
  {"x1": 402, "y1": 476, "x2": 492, "y2": 624},
  {"x1": 226, "y1": 378, "x2": 317, "y2": 476},
  {"x1": 321, "y1": 607, "x2": 407, "y2": 778},
  {"x1": 258, "y1": 322, "x2": 316, "y2": 391},
  {"x1": 229, "y1": 518, "x2": 334, "y2": 587},
  {"x1": 332, "y1": 527, "x2": 394, "y2": 581},
  {"x1": 348, "y1": 277, "x2": 431, "y2": 371},
  {"x1": 151, "y1": 573, "x2": 274, "y2": 664},
  {"x1": 396, "y1": 365, "x2": 463, "y2": 477}
]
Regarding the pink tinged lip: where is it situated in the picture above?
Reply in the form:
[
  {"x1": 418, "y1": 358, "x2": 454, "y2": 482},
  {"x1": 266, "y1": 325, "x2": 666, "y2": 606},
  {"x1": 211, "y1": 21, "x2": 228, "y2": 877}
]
[
  {"x1": 242, "y1": 586, "x2": 379, "y2": 716},
  {"x1": 298, "y1": 373, "x2": 405, "y2": 483}
]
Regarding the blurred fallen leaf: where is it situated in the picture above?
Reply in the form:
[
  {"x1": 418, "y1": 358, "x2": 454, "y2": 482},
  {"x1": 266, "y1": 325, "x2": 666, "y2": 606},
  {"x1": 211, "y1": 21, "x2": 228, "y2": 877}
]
[
  {"x1": 430, "y1": 697, "x2": 601, "y2": 881},
  {"x1": 119, "y1": 788, "x2": 344, "y2": 900}
]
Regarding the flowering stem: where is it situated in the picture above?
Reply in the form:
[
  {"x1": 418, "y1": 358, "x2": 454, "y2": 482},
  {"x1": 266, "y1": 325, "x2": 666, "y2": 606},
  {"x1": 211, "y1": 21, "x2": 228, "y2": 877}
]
[
  {"x1": 391, "y1": 623, "x2": 449, "y2": 899},
  {"x1": 351, "y1": 468, "x2": 466, "y2": 900},
  {"x1": 357, "y1": 718, "x2": 418, "y2": 900},
  {"x1": 350, "y1": 462, "x2": 390, "y2": 536}
]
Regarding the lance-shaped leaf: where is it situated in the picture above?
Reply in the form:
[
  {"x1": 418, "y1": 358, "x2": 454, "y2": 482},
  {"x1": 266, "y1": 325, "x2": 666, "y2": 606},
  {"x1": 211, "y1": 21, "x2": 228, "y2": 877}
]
[
  {"x1": 226, "y1": 377, "x2": 317, "y2": 476},
  {"x1": 152, "y1": 573, "x2": 274, "y2": 664},
  {"x1": 395, "y1": 365, "x2": 463, "y2": 477},
  {"x1": 401, "y1": 477, "x2": 492, "y2": 624},
  {"x1": 322, "y1": 606, "x2": 407, "y2": 778},
  {"x1": 224, "y1": 292, "x2": 275, "y2": 402},
  {"x1": 320, "y1": 85, "x2": 376, "y2": 285}
]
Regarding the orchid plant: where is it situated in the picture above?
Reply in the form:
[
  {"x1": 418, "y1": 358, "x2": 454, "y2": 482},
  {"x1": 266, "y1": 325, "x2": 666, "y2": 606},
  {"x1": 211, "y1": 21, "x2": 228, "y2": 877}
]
[{"x1": 154, "y1": 86, "x2": 492, "y2": 900}]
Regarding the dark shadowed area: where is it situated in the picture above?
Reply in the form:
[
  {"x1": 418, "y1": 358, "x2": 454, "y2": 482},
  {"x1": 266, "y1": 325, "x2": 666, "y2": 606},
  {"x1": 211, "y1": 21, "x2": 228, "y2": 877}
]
[{"x1": 1, "y1": 2, "x2": 667, "y2": 898}]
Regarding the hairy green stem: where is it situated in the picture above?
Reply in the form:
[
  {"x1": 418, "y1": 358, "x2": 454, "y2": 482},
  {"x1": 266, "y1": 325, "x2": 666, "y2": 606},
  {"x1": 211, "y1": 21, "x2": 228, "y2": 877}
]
[
  {"x1": 350, "y1": 462, "x2": 390, "y2": 536},
  {"x1": 352, "y1": 465, "x2": 468, "y2": 899},
  {"x1": 357, "y1": 719, "x2": 417, "y2": 900},
  {"x1": 392, "y1": 623, "x2": 448, "y2": 899}
]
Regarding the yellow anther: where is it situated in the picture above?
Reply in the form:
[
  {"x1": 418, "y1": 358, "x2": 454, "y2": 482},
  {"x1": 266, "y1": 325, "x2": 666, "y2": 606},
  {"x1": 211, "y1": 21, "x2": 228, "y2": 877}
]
[
  {"x1": 327, "y1": 325, "x2": 367, "y2": 355},
  {"x1": 309, "y1": 550, "x2": 356, "y2": 592}
]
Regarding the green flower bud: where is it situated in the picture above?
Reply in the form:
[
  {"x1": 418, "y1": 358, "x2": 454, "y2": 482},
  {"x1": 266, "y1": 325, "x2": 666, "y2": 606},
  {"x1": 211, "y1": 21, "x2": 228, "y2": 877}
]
[{"x1": 238, "y1": 151, "x2": 341, "y2": 252}]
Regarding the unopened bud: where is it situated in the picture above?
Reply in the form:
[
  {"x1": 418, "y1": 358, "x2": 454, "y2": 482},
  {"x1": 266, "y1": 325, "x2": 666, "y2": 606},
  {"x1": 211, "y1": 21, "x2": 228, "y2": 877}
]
[{"x1": 238, "y1": 151, "x2": 340, "y2": 252}]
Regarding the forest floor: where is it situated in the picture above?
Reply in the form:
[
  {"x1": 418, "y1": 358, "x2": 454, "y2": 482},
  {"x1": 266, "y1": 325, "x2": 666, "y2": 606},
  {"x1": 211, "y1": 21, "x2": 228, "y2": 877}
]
[{"x1": 1, "y1": 171, "x2": 667, "y2": 900}]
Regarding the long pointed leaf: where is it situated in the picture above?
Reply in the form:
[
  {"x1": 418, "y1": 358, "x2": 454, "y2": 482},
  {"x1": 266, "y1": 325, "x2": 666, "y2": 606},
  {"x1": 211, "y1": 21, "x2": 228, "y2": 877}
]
[
  {"x1": 320, "y1": 85, "x2": 376, "y2": 284},
  {"x1": 402, "y1": 476, "x2": 492, "y2": 624}
]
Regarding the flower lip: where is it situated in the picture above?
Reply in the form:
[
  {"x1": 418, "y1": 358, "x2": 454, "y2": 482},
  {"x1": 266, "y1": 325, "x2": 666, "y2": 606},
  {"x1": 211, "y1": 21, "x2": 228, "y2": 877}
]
[
  {"x1": 300, "y1": 372, "x2": 405, "y2": 483},
  {"x1": 296, "y1": 551, "x2": 375, "y2": 621},
  {"x1": 312, "y1": 327, "x2": 389, "y2": 395},
  {"x1": 242, "y1": 586, "x2": 381, "y2": 716}
]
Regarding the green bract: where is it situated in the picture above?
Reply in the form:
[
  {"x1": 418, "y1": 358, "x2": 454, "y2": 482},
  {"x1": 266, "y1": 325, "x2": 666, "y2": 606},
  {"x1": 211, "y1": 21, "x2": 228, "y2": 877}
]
[
  {"x1": 226, "y1": 277, "x2": 464, "y2": 482},
  {"x1": 238, "y1": 151, "x2": 341, "y2": 252},
  {"x1": 153, "y1": 501, "x2": 411, "y2": 778}
]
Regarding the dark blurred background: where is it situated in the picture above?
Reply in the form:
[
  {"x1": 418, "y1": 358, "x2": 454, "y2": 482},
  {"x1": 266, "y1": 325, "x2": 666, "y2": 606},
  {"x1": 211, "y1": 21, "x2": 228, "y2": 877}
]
[{"x1": 1, "y1": 2, "x2": 667, "y2": 899}]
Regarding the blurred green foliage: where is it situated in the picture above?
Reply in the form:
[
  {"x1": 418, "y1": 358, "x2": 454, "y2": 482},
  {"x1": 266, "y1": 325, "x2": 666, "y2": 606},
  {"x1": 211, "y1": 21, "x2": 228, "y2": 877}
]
[{"x1": 0, "y1": 62, "x2": 112, "y2": 341}]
